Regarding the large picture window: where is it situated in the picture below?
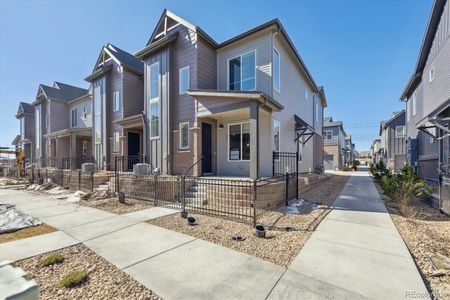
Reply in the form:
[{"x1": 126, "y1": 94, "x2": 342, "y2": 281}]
[
  {"x1": 228, "y1": 50, "x2": 256, "y2": 91},
  {"x1": 395, "y1": 126, "x2": 406, "y2": 138},
  {"x1": 179, "y1": 122, "x2": 189, "y2": 149},
  {"x1": 94, "y1": 86, "x2": 102, "y2": 144},
  {"x1": 273, "y1": 48, "x2": 280, "y2": 92},
  {"x1": 149, "y1": 62, "x2": 160, "y2": 139},
  {"x1": 228, "y1": 122, "x2": 250, "y2": 161}
]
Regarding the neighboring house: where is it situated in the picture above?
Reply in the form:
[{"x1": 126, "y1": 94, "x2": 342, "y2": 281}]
[
  {"x1": 323, "y1": 117, "x2": 346, "y2": 170},
  {"x1": 400, "y1": 0, "x2": 449, "y2": 182},
  {"x1": 370, "y1": 138, "x2": 382, "y2": 163},
  {"x1": 15, "y1": 102, "x2": 35, "y2": 163},
  {"x1": 135, "y1": 10, "x2": 326, "y2": 179},
  {"x1": 379, "y1": 111, "x2": 406, "y2": 172},
  {"x1": 85, "y1": 44, "x2": 144, "y2": 171},
  {"x1": 31, "y1": 82, "x2": 89, "y2": 167},
  {"x1": 344, "y1": 134, "x2": 355, "y2": 165}
]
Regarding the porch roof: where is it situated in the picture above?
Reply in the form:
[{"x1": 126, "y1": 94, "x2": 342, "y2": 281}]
[
  {"x1": 113, "y1": 114, "x2": 144, "y2": 129},
  {"x1": 44, "y1": 127, "x2": 92, "y2": 139},
  {"x1": 187, "y1": 90, "x2": 284, "y2": 112},
  {"x1": 416, "y1": 98, "x2": 450, "y2": 138}
]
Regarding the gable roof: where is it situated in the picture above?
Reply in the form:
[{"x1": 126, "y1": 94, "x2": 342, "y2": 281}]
[
  {"x1": 400, "y1": 0, "x2": 447, "y2": 100},
  {"x1": 324, "y1": 117, "x2": 342, "y2": 128},
  {"x1": 91, "y1": 44, "x2": 144, "y2": 75},
  {"x1": 385, "y1": 110, "x2": 405, "y2": 126},
  {"x1": 34, "y1": 82, "x2": 88, "y2": 104},
  {"x1": 11, "y1": 135, "x2": 20, "y2": 146},
  {"x1": 16, "y1": 102, "x2": 34, "y2": 116},
  {"x1": 140, "y1": 9, "x2": 327, "y2": 107}
]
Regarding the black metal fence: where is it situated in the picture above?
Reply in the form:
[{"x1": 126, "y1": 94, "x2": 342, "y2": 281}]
[
  {"x1": 114, "y1": 155, "x2": 148, "y2": 173},
  {"x1": 62, "y1": 156, "x2": 95, "y2": 170},
  {"x1": 273, "y1": 151, "x2": 299, "y2": 176},
  {"x1": 28, "y1": 167, "x2": 95, "y2": 192}
]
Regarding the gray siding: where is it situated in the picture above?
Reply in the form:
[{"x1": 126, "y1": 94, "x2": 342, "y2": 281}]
[
  {"x1": 197, "y1": 36, "x2": 217, "y2": 90},
  {"x1": 122, "y1": 69, "x2": 144, "y2": 118}
]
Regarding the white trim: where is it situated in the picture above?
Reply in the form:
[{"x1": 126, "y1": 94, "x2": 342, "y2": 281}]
[
  {"x1": 149, "y1": 61, "x2": 160, "y2": 140},
  {"x1": 179, "y1": 66, "x2": 190, "y2": 95},
  {"x1": 226, "y1": 49, "x2": 257, "y2": 91},
  {"x1": 227, "y1": 121, "x2": 251, "y2": 162},
  {"x1": 113, "y1": 90, "x2": 120, "y2": 112},
  {"x1": 273, "y1": 47, "x2": 280, "y2": 92},
  {"x1": 412, "y1": 90, "x2": 417, "y2": 116},
  {"x1": 179, "y1": 122, "x2": 189, "y2": 149}
]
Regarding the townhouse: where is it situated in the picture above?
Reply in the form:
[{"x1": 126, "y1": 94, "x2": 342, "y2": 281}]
[
  {"x1": 85, "y1": 44, "x2": 144, "y2": 171},
  {"x1": 15, "y1": 102, "x2": 35, "y2": 164},
  {"x1": 378, "y1": 111, "x2": 406, "y2": 172},
  {"x1": 323, "y1": 117, "x2": 347, "y2": 170},
  {"x1": 370, "y1": 138, "x2": 382, "y2": 164},
  {"x1": 344, "y1": 134, "x2": 355, "y2": 165},
  {"x1": 31, "y1": 82, "x2": 90, "y2": 168},
  {"x1": 135, "y1": 10, "x2": 326, "y2": 179},
  {"x1": 399, "y1": 0, "x2": 450, "y2": 213}
]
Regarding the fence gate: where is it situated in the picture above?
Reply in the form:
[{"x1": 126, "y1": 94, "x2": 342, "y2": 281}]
[{"x1": 273, "y1": 151, "x2": 298, "y2": 176}]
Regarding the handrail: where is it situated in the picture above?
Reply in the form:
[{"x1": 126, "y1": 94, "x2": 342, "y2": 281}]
[{"x1": 182, "y1": 155, "x2": 204, "y2": 176}]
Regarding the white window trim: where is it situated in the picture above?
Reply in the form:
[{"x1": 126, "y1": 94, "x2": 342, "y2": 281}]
[
  {"x1": 179, "y1": 122, "x2": 190, "y2": 150},
  {"x1": 395, "y1": 126, "x2": 406, "y2": 138},
  {"x1": 412, "y1": 91, "x2": 417, "y2": 116},
  {"x1": 227, "y1": 49, "x2": 257, "y2": 91},
  {"x1": 149, "y1": 62, "x2": 160, "y2": 140},
  {"x1": 179, "y1": 66, "x2": 190, "y2": 95},
  {"x1": 113, "y1": 91, "x2": 120, "y2": 112},
  {"x1": 273, "y1": 47, "x2": 280, "y2": 92},
  {"x1": 113, "y1": 131, "x2": 120, "y2": 152},
  {"x1": 227, "y1": 121, "x2": 250, "y2": 162}
]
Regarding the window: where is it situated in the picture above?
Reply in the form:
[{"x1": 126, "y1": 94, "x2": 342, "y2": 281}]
[
  {"x1": 273, "y1": 119, "x2": 280, "y2": 151},
  {"x1": 83, "y1": 106, "x2": 87, "y2": 119},
  {"x1": 229, "y1": 122, "x2": 250, "y2": 161},
  {"x1": 273, "y1": 48, "x2": 280, "y2": 92},
  {"x1": 179, "y1": 66, "x2": 189, "y2": 95},
  {"x1": 315, "y1": 102, "x2": 321, "y2": 128},
  {"x1": 113, "y1": 91, "x2": 120, "y2": 112},
  {"x1": 395, "y1": 126, "x2": 406, "y2": 138},
  {"x1": 430, "y1": 136, "x2": 435, "y2": 144},
  {"x1": 429, "y1": 66, "x2": 435, "y2": 82},
  {"x1": 305, "y1": 90, "x2": 309, "y2": 100},
  {"x1": 35, "y1": 107, "x2": 40, "y2": 150},
  {"x1": 412, "y1": 91, "x2": 417, "y2": 116},
  {"x1": 71, "y1": 109, "x2": 77, "y2": 128},
  {"x1": 325, "y1": 130, "x2": 333, "y2": 140},
  {"x1": 149, "y1": 62, "x2": 160, "y2": 139},
  {"x1": 179, "y1": 122, "x2": 189, "y2": 149},
  {"x1": 45, "y1": 114, "x2": 49, "y2": 128},
  {"x1": 94, "y1": 86, "x2": 101, "y2": 144},
  {"x1": 82, "y1": 140, "x2": 88, "y2": 155},
  {"x1": 20, "y1": 118, "x2": 25, "y2": 139},
  {"x1": 228, "y1": 50, "x2": 256, "y2": 91},
  {"x1": 113, "y1": 131, "x2": 120, "y2": 152}
]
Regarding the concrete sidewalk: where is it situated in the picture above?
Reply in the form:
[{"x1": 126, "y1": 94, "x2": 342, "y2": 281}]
[{"x1": 268, "y1": 171, "x2": 430, "y2": 300}]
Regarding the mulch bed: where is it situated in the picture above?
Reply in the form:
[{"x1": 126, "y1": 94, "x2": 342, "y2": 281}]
[
  {"x1": 16, "y1": 244, "x2": 160, "y2": 300},
  {"x1": 148, "y1": 174, "x2": 349, "y2": 267},
  {"x1": 0, "y1": 224, "x2": 57, "y2": 244},
  {"x1": 374, "y1": 181, "x2": 450, "y2": 299}
]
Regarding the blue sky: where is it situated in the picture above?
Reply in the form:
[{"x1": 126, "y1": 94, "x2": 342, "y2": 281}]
[{"x1": 0, "y1": 0, "x2": 433, "y2": 151}]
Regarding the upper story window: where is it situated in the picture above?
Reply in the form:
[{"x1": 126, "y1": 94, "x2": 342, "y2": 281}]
[
  {"x1": 228, "y1": 50, "x2": 256, "y2": 91},
  {"x1": 20, "y1": 118, "x2": 25, "y2": 139},
  {"x1": 113, "y1": 91, "x2": 120, "y2": 112},
  {"x1": 45, "y1": 114, "x2": 49, "y2": 129},
  {"x1": 94, "y1": 86, "x2": 102, "y2": 144},
  {"x1": 273, "y1": 48, "x2": 280, "y2": 92},
  {"x1": 315, "y1": 102, "x2": 321, "y2": 128},
  {"x1": 35, "y1": 107, "x2": 40, "y2": 150},
  {"x1": 149, "y1": 62, "x2": 160, "y2": 139},
  {"x1": 412, "y1": 91, "x2": 417, "y2": 116},
  {"x1": 113, "y1": 131, "x2": 120, "y2": 152},
  {"x1": 179, "y1": 122, "x2": 189, "y2": 149},
  {"x1": 71, "y1": 109, "x2": 77, "y2": 128},
  {"x1": 325, "y1": 130, "x2": 333, "y2": 140},
  {"x1": 83, "y1": 106, "x2": 87, "y2": 119},
  {"x1": 229, "y1": 122, "x2": 250, "y2": 161},
  {"x1": 395, "y1": 126, "x2": 406, "y2": 138},
  {"x1": 273, "y1": 119, "x2": 280, "y2": 151},
  {"x1": 429, "y1": 65, "x2": 435, "y2": 82},
  {"x1": 179, "y1": 66, "x2": 189, "y2": 95}
]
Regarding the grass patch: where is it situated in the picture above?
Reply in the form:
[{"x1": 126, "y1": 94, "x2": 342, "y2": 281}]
[
  {"x1": 42, "y1": 253, "x2": 64, "y2": 267},
  {"x1": 0, "y1": 224, "x2": 56, "y2": 244},
  {"x1": 60, "y1": 270, "x2": 88, "y2": 288}
]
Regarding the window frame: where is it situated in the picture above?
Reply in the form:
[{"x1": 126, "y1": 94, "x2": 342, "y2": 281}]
[
  {"x1": 45, "y1": 113, "x2": 49, "y2": 129},
  {"x1": 113, "y1": 91, "x2": 120, "y2": 112},
  {"x1": 227, "y1": 49, "x2": 256, "y2": 91},
  {"x1": 273, "y1": 47, "x2": 280, "y2": 92},
  {"x1": 227, "y1": 121, "x2": 251, "y2": 162},
  {"x1": 113, "y1": 131, "x2": 120, "y2": 152},
  {"x1": 149, "y1": 62, "x2": 160, "y2": 140},
  {"x1": 179, "y1": 66, "x2": 190, "y2": 95},
  {"x1": 325, "y1": 130, "x2": 333, "y2": 140},
  {"x1": 395, "y1": 125, "x2": 406, "y2": 138},
  {"x1": 179, "y1": 122, "x2": 190, "y2": 150},
  {"x1": 82, "y1": 106, "x2": 87, "y2": 119}
]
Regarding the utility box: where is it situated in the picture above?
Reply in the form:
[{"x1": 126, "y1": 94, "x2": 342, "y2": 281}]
[{"x1": 133, "y1": 163, "x2": 152, "y2": 176}]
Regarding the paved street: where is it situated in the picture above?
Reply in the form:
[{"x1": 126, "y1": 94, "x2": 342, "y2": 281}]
[{"x1": 0, "y1": 171, "x2": 430, "y2": 299}]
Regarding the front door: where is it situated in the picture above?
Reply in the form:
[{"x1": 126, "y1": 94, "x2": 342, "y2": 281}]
[
  {"x1": 202, "y1": 123, "x2": 212, "y2": 174},
  {"x1": 127, "y1": 132, "x2": 140, "y2": 170}
]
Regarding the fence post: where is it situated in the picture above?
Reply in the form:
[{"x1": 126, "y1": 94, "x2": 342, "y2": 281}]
[
  {"x1": 45, "y1": 169, "x2": 48, "y2": 183},
  {"x1": 90, "y1": 171, "x2": 94, "y2": 192},
  {"x1": 154, "y1": 175, "x2": 159, "y2": 206},
  {"x1": 253, "y1": 179, "x2": 257, "y2": 227},
  {"x1": 61, "y1": 169, "x2": 64, "y2": 187},
  {"x1": 180, "y1": 175, "x2": 187, "y2": 217},
  {"x1": 296, "y1": 151, "x2": 299, "y2": 199},
  {"x1": 78, "y1": 170, "x2": 81, "y2": 191},
  {"x1": 114, "y1": 157, "x2": 118, "y2": 193},
  {"x1": 285, "y1": 172, "x2": 289, "y2": 206}
]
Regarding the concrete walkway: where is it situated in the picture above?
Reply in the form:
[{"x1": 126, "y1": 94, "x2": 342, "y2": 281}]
[
  {"x1": 0, "y1": 172, "x2": 429, "y2": 299},
  {"x1": 268, "y1": 171, "x2": 430, "y2": 300}
]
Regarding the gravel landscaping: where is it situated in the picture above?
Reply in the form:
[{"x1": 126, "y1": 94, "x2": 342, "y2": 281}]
[
  {"x1": 78, "y1": 197, "x2": 154, "y2": 214},
  {"x1": 375, "y1": 181, "x2": 450, "y2": 300},
  {"x1": 16, "y1": 244, "x2": 160, "y2": 300},
  {"x1": 0, "y1": 224, "x2": 56, "y2": 244},
  {"x1": 149, "y1": 173, "x2": 349, "y2": 267}
]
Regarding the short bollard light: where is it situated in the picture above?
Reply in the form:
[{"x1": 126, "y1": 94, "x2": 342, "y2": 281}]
[
  {"x1": 187, "y1": 216, "x2": 197, "y2": 226},
  {"x1": 118, "y1": 192, "x2": 125, "y2": 204},
  {"x1": 254, "y1": 224, "x2": 266, "y2": 238}
]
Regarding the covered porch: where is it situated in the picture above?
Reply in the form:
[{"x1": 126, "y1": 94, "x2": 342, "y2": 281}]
[
  {"x1": 113, "y1": 114, "x2": 145, "y2": 172},
  {"x1": 188, "y1": 90, "x2": 283, "y2": 179}
]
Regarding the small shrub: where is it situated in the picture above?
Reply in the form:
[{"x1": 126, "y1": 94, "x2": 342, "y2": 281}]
[
  {"x1": 352, "y1": 160, "x2": 360, "y2": 171},
  {"x1": 42, "y1": 253, "x2": 64, "y2": 267},
  {"x1": 60, "y1": 270, "x2": 88, "y2": 288}
]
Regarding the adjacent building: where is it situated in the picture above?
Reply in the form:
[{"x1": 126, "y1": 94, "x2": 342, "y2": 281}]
[
  {"x1": 370, "y1": 138, "x2": 382, "y2": 163},
  {"x1": 323, "y1": 117, "x2": 347, "y2": 170},
  {"x1": 379, "y1": 111, "x2": 406, "y2": 172},
  {"x1": 15, "y1": 102, "x2": 35, "y2": 164},
  {"x1": 344, "y1": 134, "x2": 355, "y2": 165}
]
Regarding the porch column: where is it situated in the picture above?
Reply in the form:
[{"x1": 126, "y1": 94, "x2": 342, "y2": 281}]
[
  {"x1": 70, "y1": 134, "x2": 77, "y2": 170},
  {"x1": 250, "y1": 102, "x2": 259, "y2": 179}
]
